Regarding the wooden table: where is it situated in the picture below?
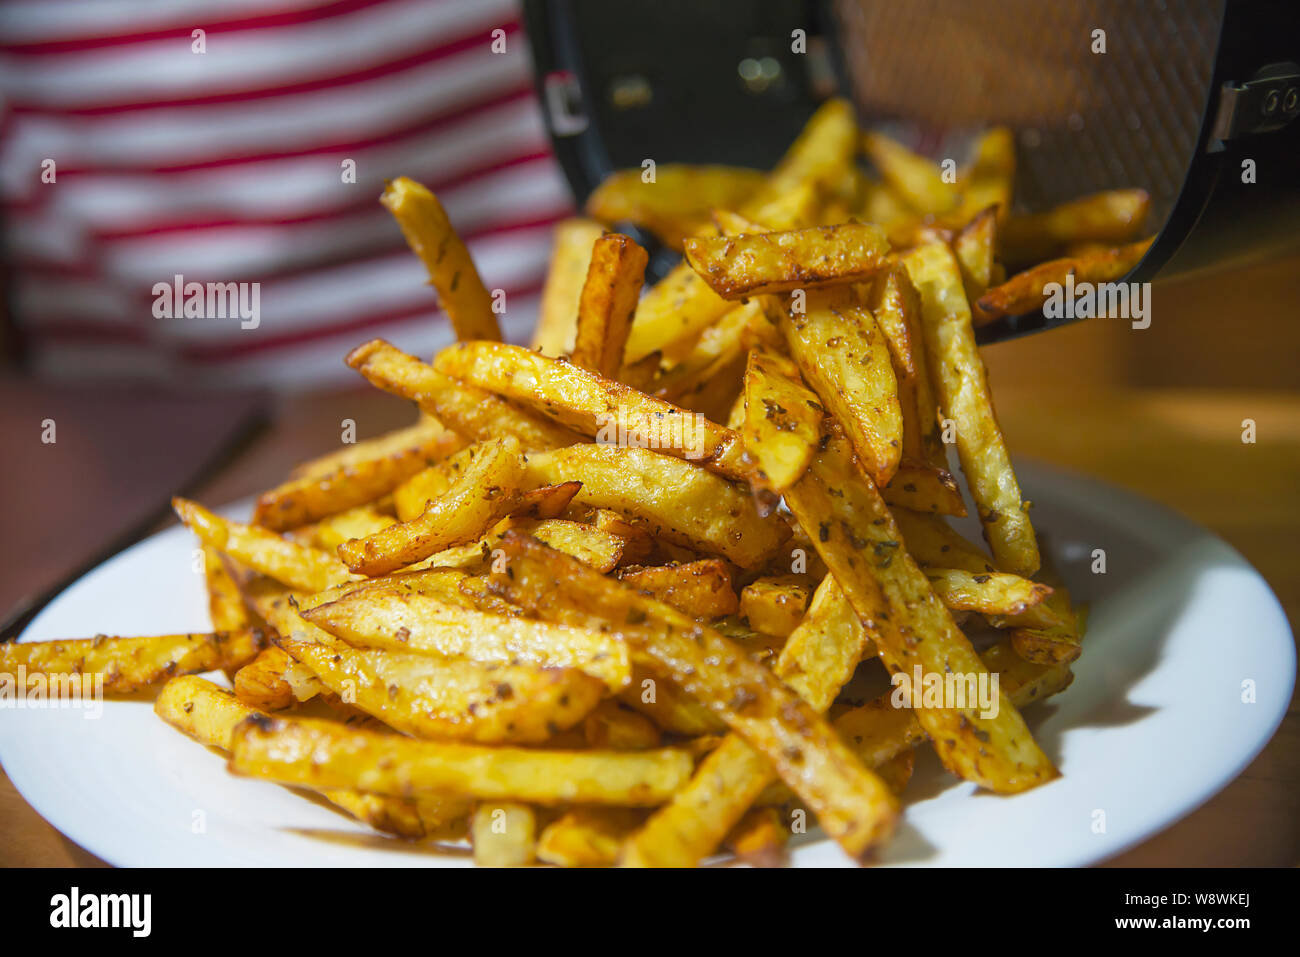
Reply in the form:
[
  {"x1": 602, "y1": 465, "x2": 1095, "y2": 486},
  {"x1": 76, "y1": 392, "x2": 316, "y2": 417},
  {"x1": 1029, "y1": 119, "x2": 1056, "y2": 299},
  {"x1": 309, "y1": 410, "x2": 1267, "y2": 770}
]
[{"x1": 2, "y1": 384, "x2": 1296, "y2": 866}]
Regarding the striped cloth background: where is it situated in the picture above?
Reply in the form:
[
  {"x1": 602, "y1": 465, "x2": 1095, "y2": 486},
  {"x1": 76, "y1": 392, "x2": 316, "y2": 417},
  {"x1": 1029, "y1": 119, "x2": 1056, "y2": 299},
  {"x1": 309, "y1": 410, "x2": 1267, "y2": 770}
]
[{"x1": 0, "y1": 0, "x2": 573, "y2": 389}]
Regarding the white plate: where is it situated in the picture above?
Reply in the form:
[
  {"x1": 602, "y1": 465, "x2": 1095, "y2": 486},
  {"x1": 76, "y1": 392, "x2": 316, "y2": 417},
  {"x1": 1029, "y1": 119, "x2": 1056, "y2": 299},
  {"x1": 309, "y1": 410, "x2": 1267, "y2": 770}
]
[{"x1": 1, "y1": 462, "x2": 1292, "y2": 867}]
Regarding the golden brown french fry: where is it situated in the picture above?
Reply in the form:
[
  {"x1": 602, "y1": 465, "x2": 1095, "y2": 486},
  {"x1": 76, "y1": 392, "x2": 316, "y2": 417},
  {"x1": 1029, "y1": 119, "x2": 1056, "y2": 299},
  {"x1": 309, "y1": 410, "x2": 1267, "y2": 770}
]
[
  {"x1": 524, "y1": 444, "x2": 786, "y2": 568},
  {"x1": 624, "y1": 248, "x2": 734, "y2": 365},
  {"x1": 302, "y1": 587, "x2": 631, "y2": 691},
  {"x1": 586, "y1": 164, "x2": 766, "y2": 250},
  {"x1": 536, "y1": 808, "x2": 646, "y2": 868},
  {"x1": 739, "y1": 576, "x2": 814, "y2": 639},
  {"x1": 616, "y1": 667, "x2": 726, "y2": 737},
  {"x1": 784, "y1": 434, "x2": 1057, "y2": 792},
  {"x1": 490, "y1": 533, "x2": 899, "y2": 862},
  {"x1": 973, "y1": 236, "x2": 1155, "y2": 323},
  {"x1": 252, "y1": 419, "x2": 464, "y2": 531},
  {"x1": 588, "y1": 510, "x2": 655, "y2": 565},
  {"x1": 953, "y1": 206, "x2": 998, "y2": 302},
  {"x1": 621, "y1": 571, "x2": 879, "y2": 867},
  {"x1": 999, "y1": 188, "x2": 1150, "y2": 264},
  {"x1": 1011, "y1": 580, "x2": 1083, "y2": 665},
  {"x1": 229, "y1": 716, "x2": 696, "y2": 806},
  {"x1": 725, "y1": 806, "x2": 789, "y2": 868},
  {"x1": 740, "y1": 350, "x2": 823, "y2": 494},
  {"x1": 174, "y1": 498, "x2": 356, "y2": 592},
  {"x1": 649, "y1": 302, "x2": 765, "y2": 403},
  {"x1": 683, "y1": 223, "x2": 889, "y2": 300},
  {"x1": 471, "y1": 803, "x2": 536, "y2": 867},
  {"x1": 776, "y1": 292, "x2": 902, "y2": 487},
  {"x1": 903, "y1": 238, "x2": 1040, "y2": 575},
  {"x1": 275, "y1": 615, "x2": 603, "y2": 744},
  {"x1": 338, "y1": 437, "x2": 535, "y2": 576},
  {"x1": 203, "y1": 546, "x2": 248, "y2": 633},
  {"x1": 861, "y1": 130, "x2": 956, "y2": 215},
  {"x1": 534, "y1": 218, "x2": 605, "y2": 356},
  {"x1": 616, "y1": 559, "x2": 739, "y2": 619},
  {"x1": 571, "y1": 233, "x2": 647, "y2": 377},
  {"x1": 2, "y1": 629, "x2": 264, "y2": 695},
  {"x1": 156, "y1": 676, "x2": 469, "y2": 839},
  {"x1": 525, "y1": 519, "x2": 624, "y2": 573},
  {"x1": 923, "y1": 568, "x2": 1053, "y2": 618},
  {"x1": 957, "y1": 127, "x2": 1015, "y2": 222},
  {"x1": 233, "y1": 646, "x2": 302, "y2": 711},
  {"x1": 583, "y1": 700, "x2": 662, "y2": 750},
  {"x1": 297, "y1": 503, "x2": 397, "y2": 551},
  {"x1": 345, "y1": 339, "x2": 578, "y2": 451},
  {"x1": 381, "y1": 176, "x2": 500, "y2": 341},
  {"x1": 432, "y1": 341, "x2": 749, "y2": 481},
  {"x1": 755, "y1": 98, "x2": 858, "y2": 202}
]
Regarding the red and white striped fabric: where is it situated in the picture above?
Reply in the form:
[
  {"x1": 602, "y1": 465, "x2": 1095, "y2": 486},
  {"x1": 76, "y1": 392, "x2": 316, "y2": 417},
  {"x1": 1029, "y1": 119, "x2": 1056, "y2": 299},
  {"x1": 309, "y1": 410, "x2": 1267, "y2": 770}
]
[{"x1": 0, "y1": 0, "x2": 573, "y2": 389}]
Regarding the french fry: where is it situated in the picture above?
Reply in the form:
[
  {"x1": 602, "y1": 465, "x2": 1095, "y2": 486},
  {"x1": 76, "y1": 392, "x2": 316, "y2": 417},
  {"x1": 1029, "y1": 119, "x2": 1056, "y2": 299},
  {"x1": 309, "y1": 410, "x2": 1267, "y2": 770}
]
[
  {"x1": 302, "y1": 587, "x2": 631, "y2": 691},
  {"x1": 489, "y1": 533, "x2": 899, "y2": 862},
  {"x1": 202, "y1": 546, "x2": 249, "y2": 633},
  {"x1": 923, "y1": 568, "x2": 1053, "y2": 618},
  {"x1": 784, "y1": 434, "x2": 1057, "y2": 792},
  {"x1": 583, "y1": 700, "x2": 662, "y2": 750},
  {"x1": 339, "y1": 437, "x2": 545, "y2": 576},
  {"x1": 229, "y1": 716, "x2": 696, "y2": 806},
  {"x1": 861, "y1": 130, "x2": 956, "y2": 215},
  {"x1": 2, "y1": 629, "x2": 264, "y2": 695},
  {"x1": 346, "y1": 339, "x2": 579, "y2": 450},
  {"x1": 381, "y1": 176, "x2": 500, "y2": 341},
  {"x1": 588, "y1": 510, "x2": 655, "y2": 565},
  {"x1": 683, "y1": 223, "x2": 889, "y2": 300},
  {"x1": 233, "y1": 646, "x2": 303, "y2": 711},
  {"x1": 755, "y1": 98, "x2": 858, "y2": 202},
  {"x1": 957, "y1": 127, "x2": 1015, "y2": 222},
  {"x1": 616, "y1": 559, "x2": 739, "y2": 619},
  {"x1": 617, "y1": 667, "x2": 726, "y2": 737},
  {"x1": 1011, "y1": 580, "x2": 1084, "y2": 665},
  {"x1": 252, "y1": 419, "x2": 464, "y2": 531},
  {"x1": 775, "y1": 292, "x2": 902, "y2": 487},
  {"x1": 650, "y1": 301, "x2": 769, "y2": 403},
  {"x1": 536, "y1": 808, "x2": 646, "y2": 868},
  {"x1": 534, "y1": 218, "x2": 605, "y2": 356},
  {"x1": 973, "y1": 236, "x2": 1155, "y2": 323},
  {"x1": 525, "y1": 519, "x2": 625, "y2": 573},
  {"x1": 999, "y1": 188, "x2": 1151, "y2": 264},
  {"x1": 624, "y1": 248, "x2": 734, "y2": 365},
  {"x1": 571, "y1": 233, "x2": 648, "y2": 377},
  {"x1": 953, "y1": 206, "x2": 998, "y2": 302},
  {"x1": 622, "y1": 571, "x2": 881, "y2": 867},
  {"x1": 297, "y1": 503, "x2": 397, "y2": 551},
  {"x1": 725, "y1": 806, "x2": 788, "y2": 868},
  {"x1": 432, "y1": 341, "x2": 749, "y2": 481},
  {"x1": 155, "y1": 676, "x2": 468, "y2": 839},
  {"x1": 739, "y1": 576, "x2": 814, "y2": 639},
  {"x1": 586, "y1": 164, "x2": 766, "y2": 250},
  {"x1": 471, "y1": 803, "x2": 536, "y2": 867},
  {"x1": 524, "y1": 444, "x2": 786, "y2": 568},
  {"x1": 741, "y1": 350, "x2": 823, "y2": 494},
  {"x1": 275, "y1": 614, "x2": 604, "y2": 744},
  {"x1": 174, "y1": 498, "x2": 355, "y2": 592},
  {"x1": 902, "y1": 238, "x2": 1040, "y2": 575}
]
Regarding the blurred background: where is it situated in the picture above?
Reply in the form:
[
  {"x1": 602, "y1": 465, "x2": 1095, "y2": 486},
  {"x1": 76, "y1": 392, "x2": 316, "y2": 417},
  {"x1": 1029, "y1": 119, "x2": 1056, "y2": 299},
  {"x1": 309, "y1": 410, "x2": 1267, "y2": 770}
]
[{"x1": 0, "y1": 0, "x2": 1295, "y2": 865}]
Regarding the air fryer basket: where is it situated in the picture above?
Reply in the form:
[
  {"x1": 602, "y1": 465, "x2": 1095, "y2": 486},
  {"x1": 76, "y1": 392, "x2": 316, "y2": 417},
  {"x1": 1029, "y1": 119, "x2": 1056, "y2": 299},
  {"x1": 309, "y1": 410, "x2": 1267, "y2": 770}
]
[{"x1": 525, "y1": 0, "x2": 1300, "y2": 341}]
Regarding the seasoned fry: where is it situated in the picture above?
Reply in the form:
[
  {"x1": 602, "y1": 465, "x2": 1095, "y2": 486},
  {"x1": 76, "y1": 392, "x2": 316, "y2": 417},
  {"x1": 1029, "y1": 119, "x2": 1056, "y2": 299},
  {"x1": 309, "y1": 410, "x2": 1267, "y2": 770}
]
[
  {"x1": 202, "y1": 546, "x2": 249, "y2": 633},
  {"x1": 861, "y1": 130, "x2": 956, "y2": 215},
  {"x1": 586, "y1": 164, "x2": 766, "y2": 249},
  {"x1": 174, "y1": 498, "x2": 355, "y2": 592},
  {"x1": 346, "y1": 339, "x2": 578, "y2": 450},
  {"x1": 957, "y1": 127, "x2": 1015, "y2": 222},
  {"x1": 923, "y1": 568, "x2": 1053, "y2": 617},
  {"x1": 953, "y1": 206, "x2": 998, "y2": 302},
  {"x1": 303, "y1": 587, "x2": 631, "y2": 691},
  {"x1": 433, "y1": 341, "x2": 749, "y2": 481},
  {"x1": 617, "y1": 667, "x2": 726, "y2": 737},
  {"x1": 756, "y1": 98, "x2": 858, "y2": 201},
  {"x1": 624, "y1": 249, "x2": 734, "y2": 365},
  {"x1": 2, "y1": 629, "x2": 263, "y2": 695},
  {"x1": 297, "y1": 503, "x2": 397, "y2": 552},
  {"x1": 381, "y1": 176, "x2": 500, "y2": 341},
  {"x1": 253, "y1": 419, "x2": 463, "y2": 531},
  {"x1": 525, "y1": 444, "x2": 786, "y2": 568},
  {"x1": 583, "y1": 700, "x2": 662, "y2": 750},
  {"x1": 725, "y1": 806, "x2": 788, "y2": 868},
  {"x1": 683, "y1": 223, "x2": 890, "y2": 299},
  {"x1": 903, "y1": 238, "x2": 1040, "y2": 575},
  {"x1": 973, "y1": 236, "x2": 1155, "y2": 323},
  {"x1": 1011, "y1": 580, "x2": 1084, "y2": 665},
  {"x1": 338, "y1": 437, "x2": 535, "y2": 576},
  {"x1": 233, "y1": 646, "x2": 301, "y2": 711},
  {"x1": 536, "y1": 808, "x2": 646, "y2": 868},
  {"x1": 275, "y1": 616, "x2": 604, "y2": 744},
  {"x1": 785, "y1": 435, "x2": 1057, "y2": 792},
  {"x1": 471, "y1": 803, "x2": 536, "y2": 867},
  {"x1": 622, "y1": 571, "x2": 880, "y2": 867},
  {"x1": 741, "y1": 350, "x2": 823, "y2": 494},
  {"x1": 739, "y1": 576, "x2": 814, "y2": 639},
  {"x1": 571, "y1": 233, "x2": 647, "y2": 377},
  {"x1": 534, "y1": 218, "x2": 605, "y2": 356},
  {"x1": 490, "y1": 533, "x2": 899, "y2": 862},
  {"x1": 230, "y1": 717, "x2": 696, "y2": 806},
  {"x1": 776, "y1": 292, "x2": 902, "y2": 486},
  {"x1": 617, "y1": 559, "x2": 739, "y2": 619},
  {"x1": 999, "y1": 188, "x2": 1151, "y2": 264}
]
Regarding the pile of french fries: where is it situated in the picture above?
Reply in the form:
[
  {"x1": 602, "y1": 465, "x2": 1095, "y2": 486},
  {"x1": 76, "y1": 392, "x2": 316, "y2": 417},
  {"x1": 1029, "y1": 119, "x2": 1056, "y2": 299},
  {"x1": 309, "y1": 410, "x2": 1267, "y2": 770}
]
[{"x1": 4, "y1": 99, "x2": 1155, "y2": 866}]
